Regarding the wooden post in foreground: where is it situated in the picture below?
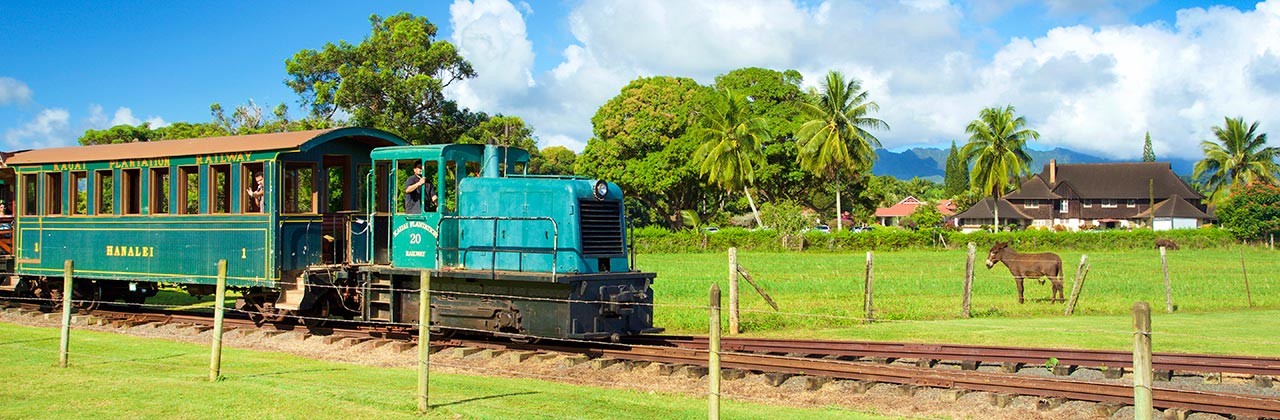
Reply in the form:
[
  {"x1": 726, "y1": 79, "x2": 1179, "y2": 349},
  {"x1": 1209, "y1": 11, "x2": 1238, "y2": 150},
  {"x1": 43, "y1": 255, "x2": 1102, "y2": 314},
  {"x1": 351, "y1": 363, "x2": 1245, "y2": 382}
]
[
  {"x1": 728, "y1": 247, "x2": 739, "y2": 335},
  {"x1": 1132, "y1": 302, "x2": 1153, "y2": 419},
  {"x1": 863, "y1": 251, "x2": 875, "y2": 324},
  {"x1": 708, "y1": 284, "x2": 722, "y2": 420},
  {"x1": 58, "y1": 260, "x2": 73, "y2": 368},
  {"x1": 1064, "y1": 255, "x2": 1089, "y2": 315},
  {"x1": 962, "y1": 243, "x2": 975, "y2": 318},
  {"x1": 1240, "y1": 250, "x2": 1253, "y2": 308},
  {"x1": 208, "y1": 260, "x2": 228, "y2": 381},
  {"x1": 418, "y1": 270, "x2": 432, "y2": 414},
  {"x1": 1159, "y1": 247, "x2": 1174, "y2": 313}
]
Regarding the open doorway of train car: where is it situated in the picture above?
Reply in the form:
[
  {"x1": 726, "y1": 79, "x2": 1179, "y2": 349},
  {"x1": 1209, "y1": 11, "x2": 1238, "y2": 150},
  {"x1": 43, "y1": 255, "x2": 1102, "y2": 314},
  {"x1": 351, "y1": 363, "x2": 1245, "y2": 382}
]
[
  {"x1": 320, "y1": 155, "x2": 351, "y2": 264},
  {"x1": 372, "y1": 161, "x2": 391, "y2": 264}
]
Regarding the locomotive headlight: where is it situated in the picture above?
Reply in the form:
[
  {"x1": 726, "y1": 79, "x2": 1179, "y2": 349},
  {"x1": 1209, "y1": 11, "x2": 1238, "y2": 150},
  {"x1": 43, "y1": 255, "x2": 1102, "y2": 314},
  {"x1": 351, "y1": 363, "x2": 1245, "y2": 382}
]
[{"x1": 593, "y1": 180, "x2": 609, "y2": 200}]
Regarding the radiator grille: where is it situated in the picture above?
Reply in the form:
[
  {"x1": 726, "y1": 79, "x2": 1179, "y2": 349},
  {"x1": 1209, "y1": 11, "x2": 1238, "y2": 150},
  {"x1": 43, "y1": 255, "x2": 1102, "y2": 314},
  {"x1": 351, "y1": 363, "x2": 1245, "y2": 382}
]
[{"x1": 579, "y1": 200, "x2": 624, "y2": 257}]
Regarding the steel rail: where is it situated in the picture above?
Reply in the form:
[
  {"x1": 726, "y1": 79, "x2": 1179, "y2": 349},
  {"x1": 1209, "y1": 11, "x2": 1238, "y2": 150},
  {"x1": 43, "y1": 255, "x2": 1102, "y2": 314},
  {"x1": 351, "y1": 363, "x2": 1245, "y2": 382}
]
[
  {"x1": 9, "y1": 302, "x2": 1277, "y2": 418},
  {"x1": 633, "y1": 336, "x2": 1280, "y2": 377},
  {"x1": 498, "y1": 340, "x2": 1280, "y2": 418}
]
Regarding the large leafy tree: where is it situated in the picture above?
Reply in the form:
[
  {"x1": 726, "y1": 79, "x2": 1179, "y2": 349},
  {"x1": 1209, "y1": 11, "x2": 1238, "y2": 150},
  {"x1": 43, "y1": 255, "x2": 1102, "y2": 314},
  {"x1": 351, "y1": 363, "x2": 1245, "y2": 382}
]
[
  {"x1": 713, "y1": 68, "x2": 824, "y2": 209},
  {"x1": 456, "y1": 115, "x2": 542, "y2": 171},
  {"x1": 1193, "y1": 117, "x2": 1278, "y2": 204},
  {"x1": 960, "y1": 105, "x2": 1038, "y2": 228},
  {"x1": 576, "y1": 76, "x2": 712, "y2": 228},
  {"x1": 538, "y1": 146, "x2": 576, "y2": 175},
  {"x1": 943, "y1": 140, "x2": 969, "y2": 197},
  {"x1": 285, "y1": 13, "x2": 481, "y2": 143},
  {"x1": 794, "y1": 71, "x2": 888, "y2": 231},
  {"x1": 692, "y1": 88, "x2": 771, "y2": 227}
]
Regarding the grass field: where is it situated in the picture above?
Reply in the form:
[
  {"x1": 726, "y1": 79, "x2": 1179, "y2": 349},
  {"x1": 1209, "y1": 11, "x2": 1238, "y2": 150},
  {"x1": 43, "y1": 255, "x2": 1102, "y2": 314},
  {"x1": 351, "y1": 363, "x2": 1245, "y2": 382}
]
[
  {"x1": 638, "y1": 247, "x2": 1280, "y2": 355},
  {"x1": 0, "y1": 322, "x2": 886, "y2": 419}
]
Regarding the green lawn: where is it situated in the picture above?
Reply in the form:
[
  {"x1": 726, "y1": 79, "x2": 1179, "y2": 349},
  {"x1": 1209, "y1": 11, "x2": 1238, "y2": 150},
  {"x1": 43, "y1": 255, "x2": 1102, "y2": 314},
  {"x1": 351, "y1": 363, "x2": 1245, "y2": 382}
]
[
  {"x1": 639, "y1": 248, "x2": 1280, "y2": 355},
  {"x1": 0, "y1": 322, "x2": 886, "y2": 419}
]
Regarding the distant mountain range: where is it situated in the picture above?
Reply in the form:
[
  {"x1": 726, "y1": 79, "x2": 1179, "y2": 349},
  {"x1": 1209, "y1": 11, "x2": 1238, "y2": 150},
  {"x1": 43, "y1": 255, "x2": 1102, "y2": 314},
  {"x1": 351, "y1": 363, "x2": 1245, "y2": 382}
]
[{"x1": 871, "y1": 147, "x2": 1198, "y2": 182}]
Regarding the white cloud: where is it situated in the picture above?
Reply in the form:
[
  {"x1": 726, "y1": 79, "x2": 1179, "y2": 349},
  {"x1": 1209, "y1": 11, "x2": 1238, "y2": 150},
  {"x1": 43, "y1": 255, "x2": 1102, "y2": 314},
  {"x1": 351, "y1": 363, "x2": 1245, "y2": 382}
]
[
  {"x1": 4, "y1": 108, "x2": 71, "y2": 149},
  {"x1": 448, "y1": 0, "x2": 537, "y2": 111},
  {"x1": 0, "y1": 77, "x2": 34, "y2": 106},
  {"x1": 446, "y1": 0, "x2": 1280, "y2": 159},
  {"x1": 86, "y1": 104, "x2": 168, "y2": 129}
]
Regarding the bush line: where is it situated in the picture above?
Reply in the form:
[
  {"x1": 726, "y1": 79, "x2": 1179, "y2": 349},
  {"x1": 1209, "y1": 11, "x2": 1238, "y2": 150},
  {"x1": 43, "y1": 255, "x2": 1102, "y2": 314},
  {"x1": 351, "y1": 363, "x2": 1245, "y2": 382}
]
[{"x1": 633, "y1": 227, "x2": 1236, "y2": 253}]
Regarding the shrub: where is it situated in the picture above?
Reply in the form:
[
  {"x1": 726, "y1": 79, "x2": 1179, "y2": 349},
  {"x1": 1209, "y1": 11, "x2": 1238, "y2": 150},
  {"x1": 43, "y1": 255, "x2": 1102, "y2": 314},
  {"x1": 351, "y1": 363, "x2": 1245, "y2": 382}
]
[
  {"x1": 631, "y1": 225, "x2": 1235, "y2": 253},
  {"x1": 1216, "y1": 183, "x2": 1280, "y2": 240}
]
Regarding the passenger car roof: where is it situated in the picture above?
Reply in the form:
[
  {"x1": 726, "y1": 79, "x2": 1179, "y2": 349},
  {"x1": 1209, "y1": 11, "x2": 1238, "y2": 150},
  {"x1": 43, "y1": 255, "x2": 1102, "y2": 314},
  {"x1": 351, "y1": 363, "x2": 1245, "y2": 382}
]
[{"x1": 6, "y1": 127, "x2": 408, "y2": 165}]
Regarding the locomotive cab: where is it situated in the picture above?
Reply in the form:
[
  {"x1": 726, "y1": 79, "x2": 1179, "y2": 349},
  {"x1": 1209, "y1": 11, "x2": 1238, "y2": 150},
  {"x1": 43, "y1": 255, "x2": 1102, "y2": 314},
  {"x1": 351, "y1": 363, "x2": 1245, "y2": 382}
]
[{"x1": 358, "y1": 144, "x2": 660, "y2": 340}]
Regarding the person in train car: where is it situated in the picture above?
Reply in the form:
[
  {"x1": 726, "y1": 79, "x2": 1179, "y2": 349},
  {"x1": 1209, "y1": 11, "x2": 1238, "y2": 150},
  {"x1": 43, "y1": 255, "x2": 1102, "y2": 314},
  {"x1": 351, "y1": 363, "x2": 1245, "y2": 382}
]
[
  {"x1": 246, "y1": 172, "x2": 265, "y2": 212},
  {"x1": 403, "y1": 162, "x2": 436, "y2": 214}
]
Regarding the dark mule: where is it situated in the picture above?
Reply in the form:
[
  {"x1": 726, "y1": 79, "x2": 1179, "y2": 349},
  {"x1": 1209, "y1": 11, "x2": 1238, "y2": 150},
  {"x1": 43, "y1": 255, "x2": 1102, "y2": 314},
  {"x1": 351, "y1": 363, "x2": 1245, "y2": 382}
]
[{"x1": 985, "y1": 242, "x2": 1065, "y2": 304}]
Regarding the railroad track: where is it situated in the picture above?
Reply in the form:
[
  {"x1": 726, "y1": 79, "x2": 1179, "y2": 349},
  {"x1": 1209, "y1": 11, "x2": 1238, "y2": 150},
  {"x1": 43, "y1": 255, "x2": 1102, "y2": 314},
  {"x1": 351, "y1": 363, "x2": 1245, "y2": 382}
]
[
  {"x1": 477, "y1": 338, "x2": 1280, "y2": 418},
  {"x1": 7, "y1": 303, "x2": 1278, "y2": 418},
  {"x1": 634, "y1": 335, "x2": 1280, "y2": 378}
]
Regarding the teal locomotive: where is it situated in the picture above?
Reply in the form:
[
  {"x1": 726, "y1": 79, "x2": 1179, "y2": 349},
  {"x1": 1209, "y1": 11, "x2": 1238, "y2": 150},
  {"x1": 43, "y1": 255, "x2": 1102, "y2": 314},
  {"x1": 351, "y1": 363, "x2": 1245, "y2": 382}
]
[{"x1": 0, "y1": 127, "x2": 660, "y2": 341}]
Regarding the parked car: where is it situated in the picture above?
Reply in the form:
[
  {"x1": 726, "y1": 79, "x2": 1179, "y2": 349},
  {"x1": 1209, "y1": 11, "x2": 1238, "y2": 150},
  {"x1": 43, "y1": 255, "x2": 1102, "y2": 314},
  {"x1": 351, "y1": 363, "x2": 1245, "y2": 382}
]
[{"x1": 801, "y1": 225, "x2": 831, "y2": 234}]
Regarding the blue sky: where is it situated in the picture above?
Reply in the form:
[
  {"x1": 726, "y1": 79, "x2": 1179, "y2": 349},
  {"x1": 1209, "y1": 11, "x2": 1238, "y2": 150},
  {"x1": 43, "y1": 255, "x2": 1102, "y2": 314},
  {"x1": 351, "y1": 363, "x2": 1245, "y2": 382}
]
[{"x1": 2, "y1": 1, "x2": 1276, "y2": 159}]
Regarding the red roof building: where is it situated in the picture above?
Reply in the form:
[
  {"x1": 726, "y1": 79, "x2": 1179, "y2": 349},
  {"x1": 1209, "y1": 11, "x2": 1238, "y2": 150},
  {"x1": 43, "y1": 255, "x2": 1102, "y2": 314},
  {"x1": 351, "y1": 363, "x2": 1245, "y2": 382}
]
[{"x1": 874, "y1": 196, "x2": 955, "y2": 226}]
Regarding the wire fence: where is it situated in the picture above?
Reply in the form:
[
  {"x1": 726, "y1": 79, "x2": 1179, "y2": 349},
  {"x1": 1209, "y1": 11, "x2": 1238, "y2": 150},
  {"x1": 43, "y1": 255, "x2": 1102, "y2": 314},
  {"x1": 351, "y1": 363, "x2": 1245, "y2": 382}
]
[{"x1": 2, "y1": 249, "x2": 1278, "y2": 418}]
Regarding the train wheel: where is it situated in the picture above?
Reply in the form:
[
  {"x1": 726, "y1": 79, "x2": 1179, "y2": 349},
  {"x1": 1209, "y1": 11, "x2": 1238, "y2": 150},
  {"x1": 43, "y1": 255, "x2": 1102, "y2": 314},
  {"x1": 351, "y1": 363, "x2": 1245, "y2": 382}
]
[
  {"x1": 73, "y1": 282, "x2": 102, "y2": 312},
  {"x1": 240, "y1": 293, "x2": 270, "y2": 326},
  {"x1": 299, "y1": 298, "x2": 330, "y2": 328}
]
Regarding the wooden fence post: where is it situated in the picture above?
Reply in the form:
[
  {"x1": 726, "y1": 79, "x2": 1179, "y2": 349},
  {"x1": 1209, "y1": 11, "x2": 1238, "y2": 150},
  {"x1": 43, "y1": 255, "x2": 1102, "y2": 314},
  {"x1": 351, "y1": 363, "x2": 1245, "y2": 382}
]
[
  {"x1": 1160, "y1": 247, "x2": 1174, "y2": 313},
  {"x1": 962, "y1": 243, "x2": 974, "y2": 318},
  {"x1": 728, "y1": 247, "x2": 739, "y2": 335},
  {"x1": 208, "y1": 260, "x2": 227, "y2": 381},
  {"x1": 708, "y1": 284, "x2": 721, "y2": 420},
  {"x1": 1240, "y1": 249, "x2": 1253, "y2": 308},
  {"x1": 1132, "y1": 302, "x2": 1153, "y2": 419},
  {"x1": 1064, "y1": 255, "x2": 1089, "y2": 315},
  {"x1": 418, "y1": 270, "x2": 432, "y2": 414},
  {"x1": 863, "y1": 251, "x2": 874, "y2": 324},
  {"x1": 58, "y1": 260, "x2": 73, "y2": 368}
]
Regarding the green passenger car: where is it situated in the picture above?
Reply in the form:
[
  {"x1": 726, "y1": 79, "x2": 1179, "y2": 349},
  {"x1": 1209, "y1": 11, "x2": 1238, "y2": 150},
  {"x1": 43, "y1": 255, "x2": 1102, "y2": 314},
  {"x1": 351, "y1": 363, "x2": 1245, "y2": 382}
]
[
  {"x1": 0, "y1": 128, "x2": 404, "y2": 303},
  {"x1": 0, "y1": 128, "x2": 660, "y2": 341}
]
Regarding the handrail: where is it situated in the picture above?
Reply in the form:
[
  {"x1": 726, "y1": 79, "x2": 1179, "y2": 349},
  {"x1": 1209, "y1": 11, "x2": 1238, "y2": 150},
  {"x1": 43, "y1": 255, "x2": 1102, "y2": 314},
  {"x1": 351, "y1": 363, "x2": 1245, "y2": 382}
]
[{"x1": 434, "y1": 216, "x2": 560, "y2": 279}]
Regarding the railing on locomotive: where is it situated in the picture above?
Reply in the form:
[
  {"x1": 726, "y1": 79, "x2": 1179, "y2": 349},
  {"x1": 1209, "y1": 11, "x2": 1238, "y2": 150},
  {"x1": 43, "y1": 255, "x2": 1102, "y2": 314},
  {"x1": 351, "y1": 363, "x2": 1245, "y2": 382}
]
[{"x1": 434, "y1": 215, "x2": 559, "y2": 278}]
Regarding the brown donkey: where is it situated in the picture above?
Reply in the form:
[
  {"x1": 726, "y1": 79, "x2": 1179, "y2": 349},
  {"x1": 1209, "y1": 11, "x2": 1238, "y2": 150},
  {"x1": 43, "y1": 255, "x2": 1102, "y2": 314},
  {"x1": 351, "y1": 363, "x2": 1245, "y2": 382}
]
[{"x1": 985, "y1": 242, "x2": 1065, "y2": 303}]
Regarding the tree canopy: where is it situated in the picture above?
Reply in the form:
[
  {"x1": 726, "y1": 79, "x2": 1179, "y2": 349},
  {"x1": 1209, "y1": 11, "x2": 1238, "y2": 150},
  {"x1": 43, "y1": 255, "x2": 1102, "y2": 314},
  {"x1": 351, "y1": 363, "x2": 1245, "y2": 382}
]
[
  {"x1": 1216, "y1": 182, "x2": 1280, "y2": 240},
  {"x1": 538, "y1": 146, "x2": 577, "y2": 175},
  {"x1": 961, "y1": 105, "x2": 1037, "y2": 198},
  {"x1": 691, "y1": 88, "x2": 771, "y2": 227},
  {"x1": 285, "y1": 13, "x2": 481, "y2": 143},
  {"x1": 1193, "y1": 117, "x2": 1278, "y2": 204},
  {"x1": 943, "y1": 140, "x2": 968, "y2": 197},
  {"x1": 576, "y1": 76, "x2": 712, "y2": 228},
  {"x1": 795, "y1": 70, "x2": 888, "y2": 230}
]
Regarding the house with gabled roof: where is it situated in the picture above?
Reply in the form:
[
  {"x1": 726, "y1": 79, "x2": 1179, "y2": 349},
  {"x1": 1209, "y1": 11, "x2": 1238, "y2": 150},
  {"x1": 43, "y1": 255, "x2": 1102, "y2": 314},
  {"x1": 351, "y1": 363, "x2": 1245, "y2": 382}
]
[
  {"x1": 950, "y1": 160, "x2": 1213, "y2": 231},
  {"x1": 874, "y1": 196, "x2": 956, "y2": 226}
]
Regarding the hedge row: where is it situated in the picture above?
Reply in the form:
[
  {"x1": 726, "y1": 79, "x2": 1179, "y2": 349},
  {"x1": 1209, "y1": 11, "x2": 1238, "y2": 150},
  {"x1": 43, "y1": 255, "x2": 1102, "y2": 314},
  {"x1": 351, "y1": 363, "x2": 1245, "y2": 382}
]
[{"x1": 632, "y1": 226, "x2": 1236, "y2": 253}]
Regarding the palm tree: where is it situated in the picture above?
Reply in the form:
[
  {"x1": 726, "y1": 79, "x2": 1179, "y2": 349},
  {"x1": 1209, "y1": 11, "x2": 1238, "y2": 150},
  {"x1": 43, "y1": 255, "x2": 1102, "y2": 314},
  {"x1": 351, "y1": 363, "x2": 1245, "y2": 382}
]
[
  {"x1": 1193, "y1": 117, "x2": 1279, "y2": 204},
  {"x1": 960, "y1": 105, "x2": 1038, "y2": 229},
  {"x1": 795, "y1": 71, "x2": 888, "y2": 231},
  {"x1": 692, "y1": 88, "x2": 771, "y2": 227}
]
